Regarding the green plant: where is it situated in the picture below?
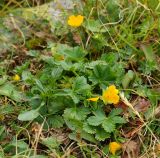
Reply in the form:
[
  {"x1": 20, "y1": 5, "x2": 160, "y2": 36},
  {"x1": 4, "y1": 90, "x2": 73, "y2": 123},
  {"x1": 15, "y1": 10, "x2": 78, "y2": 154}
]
[{"x1": 1, "y1": 0, "x2": 160, "y2": 157}]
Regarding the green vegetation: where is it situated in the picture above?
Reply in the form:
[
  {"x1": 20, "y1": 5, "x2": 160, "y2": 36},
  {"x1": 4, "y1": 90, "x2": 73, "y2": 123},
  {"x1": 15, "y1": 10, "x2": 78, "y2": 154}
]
[{"x1": 0, "y1": 0, "x2": 160, "y2": 157}]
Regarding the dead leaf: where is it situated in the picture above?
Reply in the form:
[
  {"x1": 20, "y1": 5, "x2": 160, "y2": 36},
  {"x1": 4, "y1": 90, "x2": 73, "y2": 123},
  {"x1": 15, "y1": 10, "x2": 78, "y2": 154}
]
[
  {"x1": 122, "y1": 119, "x2": 143, "y2": 138},
  {"x1": 73, "y1": 33, "x2": 82, "y2": 44},
  {"x1": 124, "y1": 126, "x2": 142, "y2": 138},
  {"x1": 155, "y1": 144, "x2": 160, "y2": 156},
  {"x1": 134, "y1": 98, "x2": 150, "y2": 112},
  {"x1": 117, "y1": 101, "x2": 128, "y2": 111},
  {"x1": 122, "y1": 140, "x2": 140, "y2": 158},
  {"x1": 154, "y1": 105, "x2": 160, "y2": 118}
]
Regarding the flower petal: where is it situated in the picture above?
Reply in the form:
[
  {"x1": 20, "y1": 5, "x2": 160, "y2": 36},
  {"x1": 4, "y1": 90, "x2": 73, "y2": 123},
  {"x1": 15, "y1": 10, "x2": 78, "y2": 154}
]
[
  {"x1": 102, "y1": 85, "x2": 120, "y2": 105},
  {"x1": 13, "y1": 74, "x2": 20, "y2": 81},
  {"x1": 87, "y1": 97, "x2": 99, "y2": 102},
  {"x1": 109, "y1": 142, "x2": 122, "y2": 155},
  {"x1": 67, "y1": 15, "x2": 84, "y2": 27}
]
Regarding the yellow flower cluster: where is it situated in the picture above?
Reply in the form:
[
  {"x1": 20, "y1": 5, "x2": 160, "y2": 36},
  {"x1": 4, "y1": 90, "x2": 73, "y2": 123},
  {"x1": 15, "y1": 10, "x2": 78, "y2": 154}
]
[
  {"x1": 87, "y1": 85, "x2": 120, "y2": 105},
  {"x1": 102, "y1": 85, "x2": 119, "y2": 105},
  {"x1": 13, "y1": 74, "x2": 20, "y2": 81},
  {"x1": 67, "y1": 15, "x2": 84, "y2": 27},
  {"x1": 109, "y1": 142, "x2": 122, "y2": 155}
]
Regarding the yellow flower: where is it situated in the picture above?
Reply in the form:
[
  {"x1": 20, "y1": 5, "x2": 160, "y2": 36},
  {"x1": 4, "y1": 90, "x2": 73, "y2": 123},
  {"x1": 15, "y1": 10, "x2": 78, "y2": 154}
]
[
  {"x1": 13, "y1": 74, "x2": 20, "y2": 81},
  {"x1": 87, "y1": 97, "x2": 99, "y2": 102},
  {"x1": 102, "y1": 85, "x2": 119, "y2": 105},
  {"x1": 68, "y1": 15, "x2": 84, "y2": 27},
  {"x1": 109, "y1": 142, "x2": 122, "y2": 155}
]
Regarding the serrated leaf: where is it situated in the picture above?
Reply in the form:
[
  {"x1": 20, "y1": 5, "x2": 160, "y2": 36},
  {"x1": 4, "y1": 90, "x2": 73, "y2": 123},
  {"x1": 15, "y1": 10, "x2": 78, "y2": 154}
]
[
  {"x1": 87, "y1": 109, "x2": 106, "y2": 126},
  {"x1": 65, "y1": 46, "x2": 87, "y2": 61},
  {"x1": 63, "y1": 107, "x2": 90, "y2": 121},
  {"x1": 95, "y1": 128, "x2": 110, "y2": 141},
  {"x1": 47, "y1": 115, "x2": 64, "y2": 128},
  {"x1": 111, "y1": 116, "x2": 126, "y2": 124},
  {"x1": 65, "y1": 119, "x2": 83, "y2": 131},
  {"x1": 81, "y1": 131, "x2": 97, "y2": 143},
  {"x1": 93, "y1": 109, "x2": 106, "y2": 118},
  {"x1": 72, "y1": 76, "x2": 90, "y2": 94},
  {"x1": 56, "y1": 44, "x2": 87, "y2": 61},
  {"x1": 109, "y1": 108, "x2": 123, "y2": 117},
  {"x1": 89, "y1": 64, "x2": 116, "y2": 84},
  {"x1": 51, "y1": 66, "x2": 63, "y2": 79},
  {"x1": 70, "y1": 93, "x2": 79, "y2": 104},
  {"x1": 83, "y1": 122, "x2": 96, "y2": 134},
  {"x1": 87, "y1": 116, "x2": 104, "y2": 126},
  {"x1": 102, "y1": 118, "x2": 115, "y2": 133},
  {"x1": 48, "y1": 97, "x2": 67, "y2": 114},
  {"x1": 18, "y1": 109, "x2": 39, "y2": 121}
]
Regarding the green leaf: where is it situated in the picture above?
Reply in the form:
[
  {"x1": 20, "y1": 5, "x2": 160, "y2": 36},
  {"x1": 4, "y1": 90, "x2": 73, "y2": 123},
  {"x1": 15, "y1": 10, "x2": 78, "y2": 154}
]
[
  {"x1": 93, "y1": 109, "x2": 106, "y2": 118},
  {"x1": 106, "y1": 0, "x2": 120, "y2": 22},
  {"x1": 22, "y1": 70, "x2": 32, "y2": 81},
  {"x1": 35, "y1": 79, "x2": 45, "y2": 92},
  {"x1": 72, "y1": 76, "x2": 90, "y2": 94},
  {"x1": 5, "y1": 140, "x2": 28, "y2": 153},
  {"x1": 70, "y1": 93, "x2": 79, "y2": 104},
  {"x1": 48, "y1": 96, "x2": 73, "y2": 114},
  {"x1": 81, "y1": 131, "x2": 97, "y2": 143},
  {"x1": 18, "y1": 109, "x2": 39, "y2": 121},
  {"x1": 47, "y1": 115, "x2": 64, "y2": 128},
  {"x1": 65, "y1": 119, "x2": 83, "y2": 131},
  {"x1": 64, "y1": 107, "x2": 90, "y2": 131},
  {"x1": 0, "y1": 125, "x2": 5, "y2": 134},
  {"x1": 87, "y1": 109, "x2": 106, "y2": 126},
  {"x1": 0, "y1": 125, "x2": 5, "y2": 139},
  {"x1": 111, "y1": 116, "x2": 126, "y2": 124},
  {"x1": 87, "y1": 116, "x2": 104, "y2": 126},
  {"x1": 89, "y1": 64, "x2": 116, "y2": 84},
  {"x1": 69, "y1": 132, "x2": 97, "y2": 143},
  {"x1": 51, "y1": 66, "x2": 63, "y2": 79},
  {"x1": 122, "y1": 70, "x2": 135, "y2": 89},
  {"x1": 85, "y1": 20, "x2": 106, "y2": 33},
  {"x1": 63, "y1": 107, "x2": 90, "y2": 121},
  {"x1": 102, "y1": 118, "x2": 115, "y2": 133},
  {"x1": 41, "y1": 137, "x2": 60, "y2": 149},
  {"x1": 65, "y1": 46, "x2": 87, "y2": 61},
  {"x1": 0, "y1": 83, "x2": 25, "y2": 102},
  {"x1": 0, "y1": 75, "x2": 7, "y2": 85},
  {"x1": 95, "y1": 128, "x2": 110, "y2": 141},
  {"x1": 109, "y1": 108, "x2": 123, "y2": 117},
  {"x1": 12, "y1": 140, "x2": 29, "y2": 149},
  {"x1": 140, "y1": 44, "x2": 156, "y2": 63},
  {"x1": 56, "y1": 44, "x2": 87, "y2": 61},
  {"x1": 83, "y1": 122, "x2": 96, "y2": 134}
]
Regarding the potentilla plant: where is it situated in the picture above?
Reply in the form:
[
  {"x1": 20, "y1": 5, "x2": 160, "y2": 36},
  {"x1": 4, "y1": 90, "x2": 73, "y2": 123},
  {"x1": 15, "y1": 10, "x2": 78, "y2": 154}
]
[
  {"x1": 18, "y1": 4, "x2": 127, "y2": 157},
  {"x1": 63, "y1": 85, "x2": 126, "y2": 143}
]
